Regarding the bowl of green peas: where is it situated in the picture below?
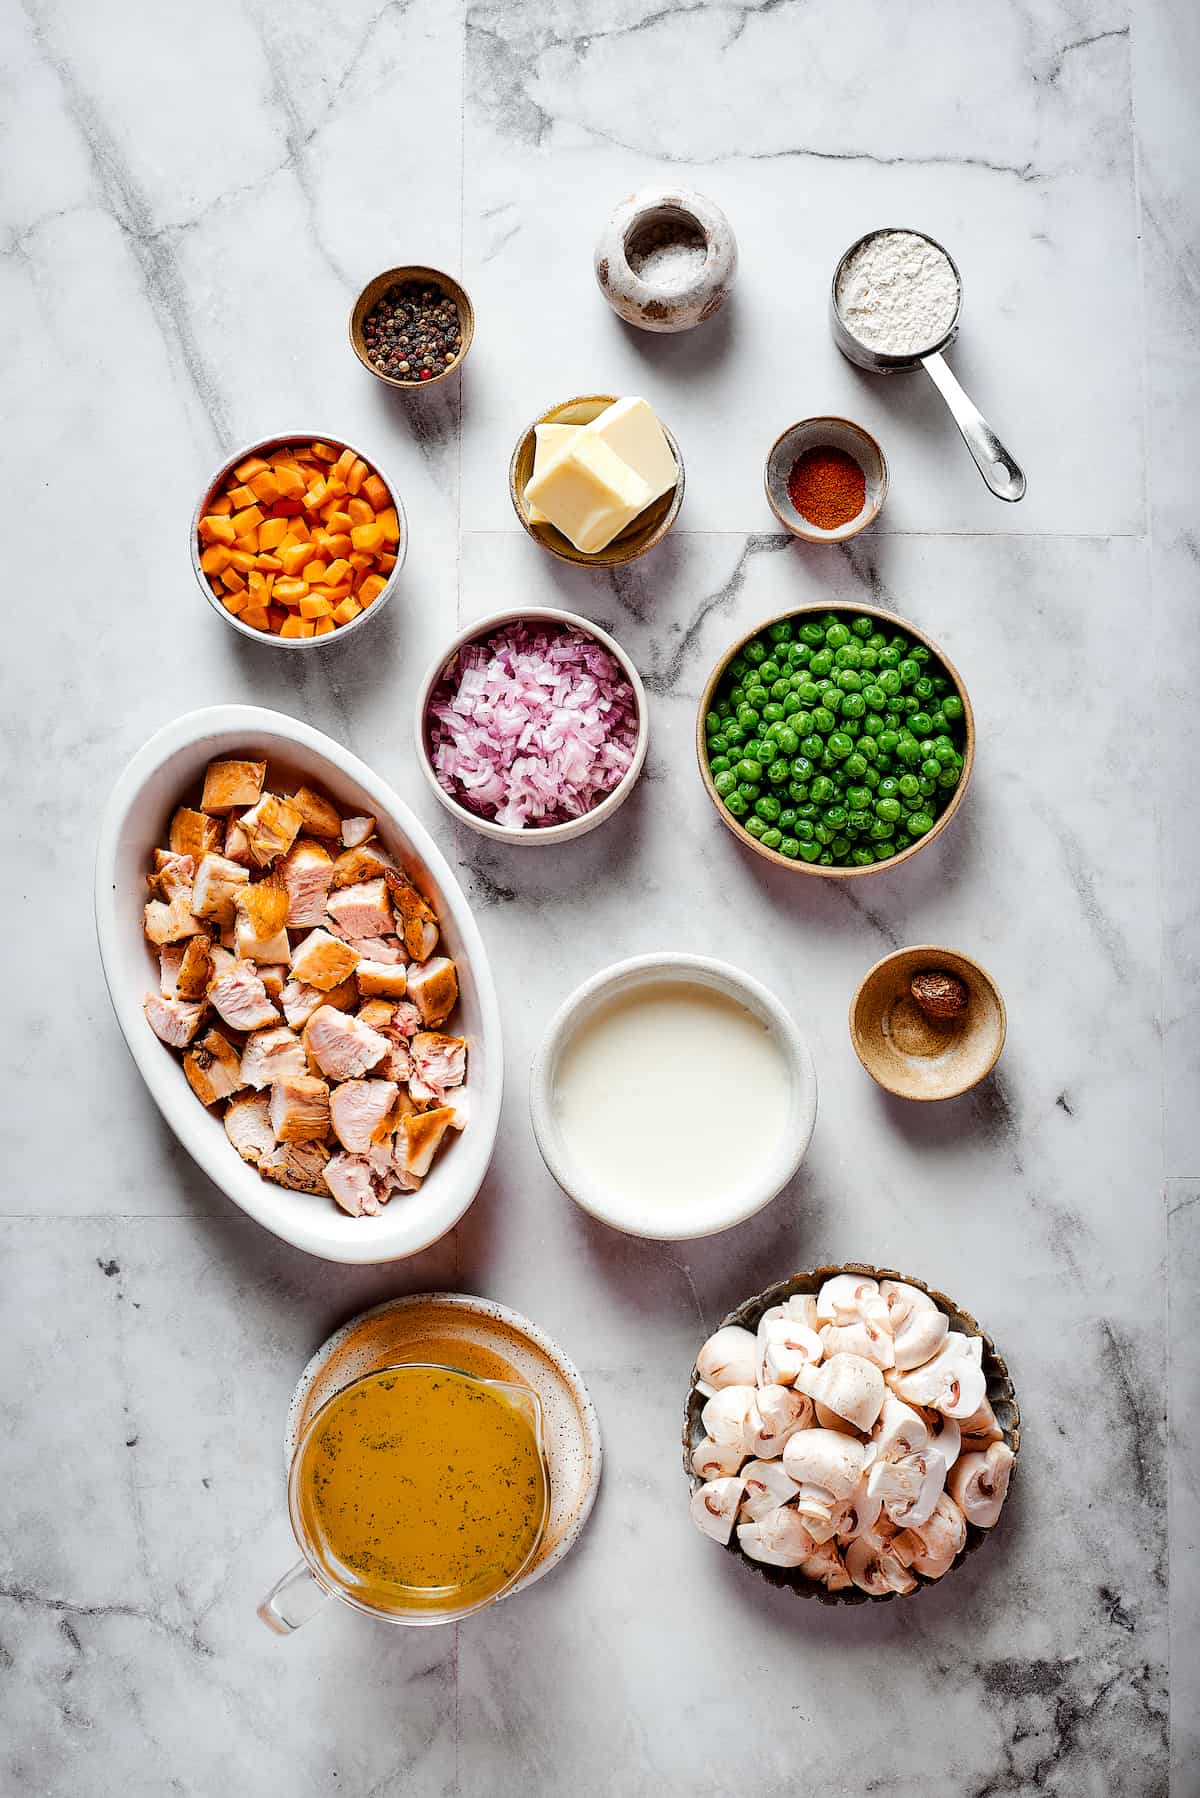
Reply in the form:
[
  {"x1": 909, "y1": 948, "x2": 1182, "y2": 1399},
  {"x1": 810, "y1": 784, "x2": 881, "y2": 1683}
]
[{"x1": 696, "y1": 605, "x2": 974, "y2": 875}]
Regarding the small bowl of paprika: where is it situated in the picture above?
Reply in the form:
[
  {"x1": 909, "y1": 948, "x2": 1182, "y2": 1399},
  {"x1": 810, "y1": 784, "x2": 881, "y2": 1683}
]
[{"x1": 765, "y1": 416, "x2": 887, "y2": 543}]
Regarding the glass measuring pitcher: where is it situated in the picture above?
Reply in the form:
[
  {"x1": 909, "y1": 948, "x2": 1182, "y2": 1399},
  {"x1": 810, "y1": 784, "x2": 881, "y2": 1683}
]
[{"x1": 258, "y1": 1363, "x2": 550, "y2": 1634}]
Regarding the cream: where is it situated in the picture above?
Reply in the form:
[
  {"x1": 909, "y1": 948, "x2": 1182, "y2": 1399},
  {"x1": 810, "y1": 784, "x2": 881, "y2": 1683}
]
[{"x1": 552, "y1": 980, "x2": 791, "y2": 1210}]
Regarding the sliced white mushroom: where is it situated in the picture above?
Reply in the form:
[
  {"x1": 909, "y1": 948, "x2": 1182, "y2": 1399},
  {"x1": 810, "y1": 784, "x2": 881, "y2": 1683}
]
[
  {"x1": 927, "y1": 1410, "x2": 961, "y2": 1471},
  {"x1": 891, "y1": 1301, "x2": 949, "y2": 1370},
  {"x1": 689, "y1": 1476, "x2": 746, "y2": 1544},
  {"x1": 739, "y1": 1458, "x2": 801, "y2": 1521},
  {"x1": 886, "y1": 1335, "x2": 987, "y2": 1418},
  {"x1": 783, "y1": 1293, "x2": 820, "y2": 1331},
  {"x1": 700, "y1": 1384, "x2": 759, "y2": 1451},
  {"x1": 737, "y1": 1504, "x2": 815, "y2": 1568},
  {"x1": 759, "y1": 1315, "x2": 825, "y2": 1385},
  {"x1": 695, "y1": 1325, "x2": 760, "y2": 1391},
  {"x1": 819, "y1": 1318, "x2": 895, "y2": 1370},
  {"x1": 947, "y1": 1441, "x2": 1015, "y2": 1528},
  {"x1": 813, "y1": 1399, "x2": 854, "y2": 1432},
  {"x1": 782, "y1": 1429, "x2": 867, "y2": 1540},
  {"x1": 797, "y1": 1353, "x2": 886, "y2": 1433},
  {"x1": 872, "y1": 1393, "x2": 930, "y2": 1462},
  {"x1": 747, "y1": 1385, "x2": 813, "y2": 1458},
  {"x1": 691, "y1": 1436, "x2": 746, "y2": 1480},
  {"x1": 869, "y1": 1447, "x2": 947, "y2": 1529},
  {"x1": 801, "y1": 1539, "x2": 853, "y2": 1591},
  {"x1": 844, "y1": 1526, "x2": 917, "y2": 1596},
  {"x1": 816, "y1": 1273, "x2": 881, "y2": 1326},
  {"x1": 955, "y1": 1396, "x2": 1003, "y2": 1450},
  {"x1": 833, "y1": 1469, "x2": 883, "y2": 1543},
  {"x1": 893, "y1": 1491, "x2": 967, "y2": 1578},
  {"x1": 879, "y1": 1278, "x2": 935, "y2": 1330}
]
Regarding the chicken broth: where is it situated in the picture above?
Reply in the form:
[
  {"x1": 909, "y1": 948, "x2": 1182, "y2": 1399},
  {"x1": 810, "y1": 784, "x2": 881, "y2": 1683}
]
[
  {"x1": 294, "y1": 1366, "x2": 546, "y2": 1614},
  {"x1": 553, "y1": 981, "x2": 791, "y2": 1208}
]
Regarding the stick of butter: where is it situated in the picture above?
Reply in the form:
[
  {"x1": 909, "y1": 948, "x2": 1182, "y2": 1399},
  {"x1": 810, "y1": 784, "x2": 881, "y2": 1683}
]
[
  {"x1": 580, "y1": 397, "x2": 677, "y2": 506},
  {"x1": 524, "y1": 433, "x2": 655, "y2": 555},
  {"x1": 527, "y1": 423, "x2": 582, "y2": 526}
]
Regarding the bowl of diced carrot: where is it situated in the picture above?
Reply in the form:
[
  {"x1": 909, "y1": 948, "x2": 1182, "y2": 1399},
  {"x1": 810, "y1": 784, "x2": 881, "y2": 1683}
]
[{"x1": 191, "y1": 434, "x2": 406, "y2": 645}]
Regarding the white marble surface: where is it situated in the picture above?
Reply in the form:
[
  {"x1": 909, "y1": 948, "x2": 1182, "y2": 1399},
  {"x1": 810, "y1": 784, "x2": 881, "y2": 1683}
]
[{"x1": 2, "y1": 0, "x2": 1196, "y2": 1792}]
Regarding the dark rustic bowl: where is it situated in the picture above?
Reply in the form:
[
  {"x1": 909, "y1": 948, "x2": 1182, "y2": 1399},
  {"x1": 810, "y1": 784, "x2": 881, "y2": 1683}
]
[
  {"x1": 349, "y1": 265, "x2": 475, "y2": 389},
  {"x1": 682, "y1": 1263, "x2": 1020, "y2": 1605}
]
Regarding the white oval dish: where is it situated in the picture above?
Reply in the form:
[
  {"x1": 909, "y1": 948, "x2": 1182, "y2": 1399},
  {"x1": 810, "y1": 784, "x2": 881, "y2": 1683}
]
[
  {"x1": 94, "y1": 705, "x2": 503, "y2": 1264},
  {"x1": 413, "y1": 606, "x2": 649, "y2": 845},
  {"x1": 529, "y1": 954, "x2": 818, "y2": 1240}
]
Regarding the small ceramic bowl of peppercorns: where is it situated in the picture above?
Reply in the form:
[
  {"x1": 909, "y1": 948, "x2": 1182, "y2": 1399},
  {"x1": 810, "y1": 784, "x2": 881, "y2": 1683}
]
[
  {"x1": 765, "y1": 416, "x2": 887, "y2": 543},
  {"x1": 350, "y1": 265, "x2": 475, "y2": 388},
  {"x1": 848, "y1": 945, "x2": 1006, "y2": 1101}
]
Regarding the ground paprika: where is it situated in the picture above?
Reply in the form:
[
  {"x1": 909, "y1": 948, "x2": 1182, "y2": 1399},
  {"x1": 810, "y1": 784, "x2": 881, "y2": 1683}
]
[{"x1": 785, "y1": 446, "x2": 866, "y2": 530}]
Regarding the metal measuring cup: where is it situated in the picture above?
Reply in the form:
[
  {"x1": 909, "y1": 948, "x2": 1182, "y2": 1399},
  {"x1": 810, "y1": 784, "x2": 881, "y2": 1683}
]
[{"x1": 830, "y1": 228, "x2": 1025, "y2": 503}]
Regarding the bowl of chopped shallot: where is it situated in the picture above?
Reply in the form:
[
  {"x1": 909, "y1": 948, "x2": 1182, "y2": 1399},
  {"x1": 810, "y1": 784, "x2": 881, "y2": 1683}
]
[
  {"x1": 95, "y1": 705, "x2": 502, "y2": 1263},
  {"x1": 414, "y1": 608, "x2": 649, "y2": 843},
  {"x1": 191, "y1": 432, "x2": 406, "y2": 645}
]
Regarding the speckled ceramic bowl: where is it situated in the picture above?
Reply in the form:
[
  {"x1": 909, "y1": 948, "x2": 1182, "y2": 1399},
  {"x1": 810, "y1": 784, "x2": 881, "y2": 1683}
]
[
  {"x1": 509, "y1": 395, "x2": 684, "y2": 568},
  {"x1": 682, "y1": 1265, "x2": 1019, "y2": 1605},
  {"x1": 765, "y1": 417, "x2": 888, "y2": 543},
  {"x1": 287, "y1": 1292, "x2": 602, "y2": 1599}
]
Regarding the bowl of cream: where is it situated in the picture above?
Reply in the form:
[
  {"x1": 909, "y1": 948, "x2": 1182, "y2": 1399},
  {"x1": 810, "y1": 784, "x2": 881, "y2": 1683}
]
[{"x1": 529, "y1": 954, "x2": 818, "y2": 1240}]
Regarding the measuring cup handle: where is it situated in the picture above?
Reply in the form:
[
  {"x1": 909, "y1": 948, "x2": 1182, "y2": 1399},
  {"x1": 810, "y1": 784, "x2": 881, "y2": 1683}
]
[
  {"x1": 257, "y1": 1559, "x2": 331, "y2": 1635},
  {"x1": 920, "y1": 350, "x2": 1026, "y2": 502}
]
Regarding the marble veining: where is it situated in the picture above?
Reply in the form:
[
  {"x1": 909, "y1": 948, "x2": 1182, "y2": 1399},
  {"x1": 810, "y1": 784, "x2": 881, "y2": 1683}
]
[{"x1": 2, "y1": 0, "x2": 1196, "y2": 1791}]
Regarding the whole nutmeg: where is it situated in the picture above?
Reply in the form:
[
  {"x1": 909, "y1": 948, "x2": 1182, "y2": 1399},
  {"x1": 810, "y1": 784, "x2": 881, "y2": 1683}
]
[{"x1": 910, "y1": 970, "x2": 969, "y2": 1019}]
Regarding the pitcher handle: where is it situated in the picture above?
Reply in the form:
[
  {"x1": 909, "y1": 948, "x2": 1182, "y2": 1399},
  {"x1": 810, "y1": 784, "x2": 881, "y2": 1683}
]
[{"x1": 258, "y1": 1560, "x2": 331, "y2": 1635}]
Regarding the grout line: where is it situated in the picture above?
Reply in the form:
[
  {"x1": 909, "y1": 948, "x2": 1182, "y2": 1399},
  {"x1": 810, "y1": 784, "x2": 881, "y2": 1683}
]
[{"x1": 454, "y1": 527, "x2": 1151, "y2": 543}]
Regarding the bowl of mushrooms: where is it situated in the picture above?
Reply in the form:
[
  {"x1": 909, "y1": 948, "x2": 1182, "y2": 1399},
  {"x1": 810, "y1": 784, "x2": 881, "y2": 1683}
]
[{"x1": 683, "y1": 1265, "x2": 1019, "y2": 1604}]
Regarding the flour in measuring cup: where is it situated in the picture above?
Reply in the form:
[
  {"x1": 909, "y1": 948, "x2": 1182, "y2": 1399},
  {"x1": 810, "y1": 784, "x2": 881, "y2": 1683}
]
[{"x1": 836, "y1": 230, "x2": 959, "y2": 357}]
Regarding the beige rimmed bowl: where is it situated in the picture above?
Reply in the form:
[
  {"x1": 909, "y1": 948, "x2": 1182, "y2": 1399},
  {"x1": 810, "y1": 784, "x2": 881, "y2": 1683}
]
[
  {"x1": 682, "y1": 1265, "x2": 1020, "y2": 1604},
  {"x1": 850, "y1": 945, "x2": 1006, "y2": 1100},
  {"x1": 765, "y1": 416, "x2": 888, "y2": 543},
  {"x1": 349, "y1": 265, "x2": 475, "y2": 388},
  {"x1": 509, "y1": 394, "x2": 684, "y2": 567},
  {"x1": 414, "y1": 605, "x2": 649, "y2": 845},
  {"x1": 696, "y1": 601, "x2": 975, "y2": 879},
  {"x1": 190, "y1": 430, "x2": 407, "y2": 650}
]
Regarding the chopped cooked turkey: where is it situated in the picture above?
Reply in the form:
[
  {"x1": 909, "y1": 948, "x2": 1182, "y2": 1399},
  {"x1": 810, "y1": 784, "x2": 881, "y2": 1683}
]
[
  {"x1": 384, "y1": 872, "x2": 439, "y2": 962},
  {"x1": 355, "y1": 959, "x2": 409, "y2": 1000},
  {"x1": 259, "y1": 1138, "x2": 330, "y2": 1194},
  {"x1": 280, "y1": 839, "x2": 334, "y2": 929},
  {"x1": 269, "y1": 1074, "x2": 331, "y2": 1144},
  {"x1": 208, "y1": 962, "x2": 281, "y2": 1032},
  {"x1": 406, "y1": 957, "x2": 458, "y2": 1027},
  {"x1": 223, "y1": 1091, "x2": 274, "y2": 1165},
  {"x1": 144, "y1": 896, "x2": 205, "y2": 947},
  {"x1": 174, "y1": 934, "x2": 214, "y2": 1001},
  {"x1": 323, "y1": 1151, "x2": 383, "y2": 1217},
  {"x1": 330, "y1": 843, "x2": 394, "y2": 889},
  {"x1": 329, "y1": 1079, "x2": 399, "y2": 1153},
  {"x1": 291, "y1": 785, "x2": 343, "y2": 840},
  {"x1": 201, "y1": 758, "x2": 266, "y2": 814},
  {"x1": 183, "y1": 1028, "x2": 244, "y2": 1106},
  {"x1": 290, "y1": 927, "x2": 360, "y2": 991},
  {"x1": 149, "y1": 850, "x2": 195, "y2": 904},
  {"x1": 144, "y1": 992, "x2": 205, "y2": 1047},
  {"x1": 169, "y1": 807, "x2": 223, "y2": 860},
  {"x1": 409, "y1": 1033, "x2": 467, "y2": 1105},
  {"x1": 327, "y1": 878, "x2": 394, "y2": 942},
  {"x1": 240, "y1": 1026, "x2": 308, "y2": 1090},
  {"x1": 303, "y1": 1006, "x2": 390, "y2": 1081},
  {"x1": 190, "y1": 853, "x2": 250, "y2": 926},
  {"x1": 280, "y1": 978, "x2": 329, "y2": 1030},
  {"x1": 341, "y1": 814, "x2": 376, "y2": 848},
  {"x1": 239, "y1": 793, "x2": 303, "y2": 867},
  {"x1": 398, "y1": 1106, "x2": 457, "y2": 1177}
]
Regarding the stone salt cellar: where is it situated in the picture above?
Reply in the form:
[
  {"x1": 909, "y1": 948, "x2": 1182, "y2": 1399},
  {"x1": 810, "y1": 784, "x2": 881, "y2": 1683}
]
[{"x1": 594, "y1": 188, "x2": 738, "y2": 333}]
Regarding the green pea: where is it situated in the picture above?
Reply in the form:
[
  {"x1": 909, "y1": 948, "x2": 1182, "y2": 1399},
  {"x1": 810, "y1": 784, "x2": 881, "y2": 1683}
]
[
  {"x1": 778, "y1": 808, "x2": 797, "y2": 832},
  {"x1": 861, "y1": 714, "x2": 884, "y2": 739},
  {"x1": 763, "y1": 721, "x2": 786, "y2": 743},
  {"x1": 799, "y1": 621, "x2": 825, "y2": 647},
  {"x1": 857, "y1": 736, "x2": 880, "y2": 763},
  {"x1": 927, "y1": 711, "x2": 949, "y2": 736},
  {"x1": 875, "y1": 796, "x2": 902, "y2": 823},
  {"x1": 713, "y1": 769, "x2": 737, "y2": 797},
  {"x1": 825, "y1": 804, "x2": 848, "y2": 829},
  {"x1": 813, "y1": 823, "x2": 833, "y2": 846},
  {"x1": 907, "y1": 811, "x2": 933, "y2": 836},
  {"x1": 851, "y1": 616, "x2": 874, "y2": 639},
  {"x1": 790, "y1": 755, "x2": 814, "y2": 781},
  {"x1": 877, "y1": 646, "x2": 900, "y2": 670},
  {"x1": 729, "y1": 656, "x2": 749, "y2": 680},
  {"x1": 825, "y1": 621, "x2": 851, "y2": 649},
  {"x1": 754, "y1": 795, "x2": 782, "y2": 823},
  {"x1": 776, "y1": 726, "x2": 800, "y2": 756},
  {"x1": 747, "y1": 684, "x2": 770, "y2": 708},
  {"x1": 710, "y1": 757, "x2": 731, "y2": 777},
  {"x1": 724, "y1": 791, "x2": 748, "y2": 817},
  {"x1": 800, "y1": 734, "x2": 824, "y2": 761},
  {"x1": 795, "y1": 819, "x2": 815, "y2": 843},
  {"x1": 861, "y1": 767, "x2": 879, "y2": 789},
  {"x1": 787, "y1": 780, "x2": 810, "y2": 804},
  {"x1": 744, "y1": 640, "x2": 767, "y2": 665},
  {"x1": 834, "y1": 643, "x2": 862, "y2": 670},
  {"x1": 810, "y1": 775, "x2": 835, "y2": 804},
  {"x1": 724, "y1": 724, "x2": 746, "y2": 749},
  {"x1": 738, "y1": 782, "x2": 760, "y2": 802},
  {"x1": 792, "y1": 712, "x2": 813, "y2": 736},
  {"x1": 779, "y1": 836, "x2": 800, "y2": 859},
  {"x1": 921, "y1": 758, "x2": 941, "y2": 780},
  {"x1": 797, "y1": 680, "x2": 822, "y2": 706},
  {"x1": 896, "y1": 738, "x2": 921, "y2": 766},
  {"x1": 910, "y1": 711, "x2": 933, "y2": 737},
  {"x1": 913, "y1": 676, "x2": 934, "y2": 703},
  {"x1": 705, "y1": 710, "x2": 721, "y2": 734},
  {"x1": 870, "y1": 817, "x2": 895, "y2": 841},
  {"x1": 917, "y1": 776, "x2": 937, "y2": 798},
  {"x1": 797, "y1": 803, "x2": 818, "y2": 819},
  {"x1": 858, "y1": 646, "x2": 878, "y2": 670},
  {"x1": 786, "y1": 643, "x2": 810, "y2": 667},
  {"x1": 744, "y1": 740, "x2": 769, "y2": 765},
  {"x1": 798, "y1": 840, "x2": 822, "y2": 863},
  {"x1": 761, "y1": 828, "x2": 783, "y2": 851},
  {"x1": 781, "y1": 692, "x2": 803, "y2": 717},
  {"x1": 746, "y1": 814, "x2": 767, "y2": 840},
  {"x1": 933, "y1": 739, "x2": 957, "y2": 766},
  {"x1": 761, "y1": 702, "x2": 783, "y2": 725},
  {"x1": 827, "y1": 731, "x2": 853, "y2": 759},
  {"x1": 911, "y1": 644, "x2": 930, "y2": 665},
  {"x1": 898, "y1": 658, "x2": 919, "y2": 686},
  {"x1": 845, "y1": 785, "x2": 871, "y2": 811},
  {"x1": 843, "y1": 752, "x2": 868, "y2": 779},
  {"x1": 877, "y1": 775, "x2": 899, "y2": 799},
  {"x1": 811, "y1": 706, "x2": 835, "y2": 734},
  {"x1": 736, "y1": 758, "x2": 762, "y2": 783},
  {"x1": 767, "y1": 759, "x2": 790, "y2": 786},
  {"x1": 809, "y1": 649, "x2": 834, "y2": 678},
  {"x1": 847, "y1": 809, "x2": 871, "y2": 832},
  {"x1": 840, "y1": 693, "x2": 867, "y2": 721},
  {"x1": 877, "y1": 673, "x2": 902, "y2": 702},
  {"x1": 834, "y1": 667, "x2": 862, "y2": 692},
  {"x1": 937, "y1": 765, "x2": 960, "y2": 789},
  {"x1": 852, "y1": 846, "x2": 875, "y2": 866},
  {"x1": 736, "y1": 708, "x2": 759, "y2": 733},
  {"x1": 898, "y1": 773, "x2": 920, "y2": 798},
  {"x1": 942, "y1": 694, "x2": 964, "y2": 722},
  {"x1": 768, "y1": 620, "x2": 793, "y2": 643},
  {"x1": 831, "y1": 834, "x2": 851, "y2": 857},
  {"x1": 759, "y1": 660, "x2": 780, "y2": 684},
  {"x1": 708, "y1": 734, "x2": 729, "y2": 757}
]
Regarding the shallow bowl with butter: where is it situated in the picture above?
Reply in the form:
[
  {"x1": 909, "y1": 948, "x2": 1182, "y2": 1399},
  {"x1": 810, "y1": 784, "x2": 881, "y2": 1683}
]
[{"x1": 509, "y1": 395, "x2": 685, "y2": 567}]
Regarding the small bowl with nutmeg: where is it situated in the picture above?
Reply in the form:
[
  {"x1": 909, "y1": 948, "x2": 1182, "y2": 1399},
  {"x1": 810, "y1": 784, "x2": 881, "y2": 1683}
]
[{"x1": 849, "y1": 946, "x2": 1005, "y2": 1102}]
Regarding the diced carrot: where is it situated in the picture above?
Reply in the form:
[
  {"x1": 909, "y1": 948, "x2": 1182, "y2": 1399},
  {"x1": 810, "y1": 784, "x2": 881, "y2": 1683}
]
[
  {"x1": 277, "y1": 542, "x2": 312, "y2": 577},
  {"x1": 324, "y1": 558, "x2": 351, "y2": 586},
  {"x1": 234, "y1": 456, "x2": 271, "y2": 482},
  {"x1": 325, "y1": 476, "x2": 347, "y2": 500},
  {"x1": 348, "y1": 552, "x2": 373, "y2": 570},
  {"x1": 199, "y1": 514, "x2": 237, "y2": 547},
  {"x1": 350, "y1": 521, "x2": 384, "y2": 553},
  {"x1": 229, "y1": 484, "x2": 257, "y2": 509},
  {"x1": 347, "y1": 458, "x2": 368, "y2": 495},
  {"x1": 309, "y1": 441, "x2": 338, "y2": 462},
  {"x1": 290, "y1": 517, "x2": 311, "y2": 541},
  {"x1": 362, "y1": 475, "x2": 390, "y2": 511},
  {"x1": 231, "y1": 504, "x2": 264, "y2": 535},
  {"x1": 228, "y1": 549, "x2": 257, "y2": 573},
  {"x1": 200, "y1": 544, "x2": 231, "y2": 575},
  {"x1": 255, "y1": 554, "x2": 282, "y2": 573},
  {"x1": 323, "y1": 509, "x2": 352, "y2": 534},
  {"x1": 219, "y1": 567, "x2": 245, "y2": 592},
  {"x1": 347, "y1": 496, "x2": 374, "y2": 527},
  {"x1": 248, "y1": 570, "x2": 268, "y2": 595},
  {"x1": 301, "y1": 560, "x2": 328, "y2": 585},
  {"x1": 241, "y1": 606, "x2": 271, "y2": 631},
  {"x1": 358, "y1": 573, "x2": 387, "y2": 607},
  {"x1": 377, "y1": 552, "x2": 397, "y2": 573},
  {"x1": 222, "y1": 590, "x2": 250, "y2": 616},
  {"x1": 322, "y1": 583, "x2": 352, "y2": 603},
  {"x1": 313, "y1": 617, "x2": 336, "y2": 637},
  {"x1": 324, "y1": 533, "x2": 352, "y2": 559},
  {"x1": 266, "y1": 605, "x2": 288, "y2": 631},
  {"x1": 249, "y1": 470, "x2": 281, "y2": 505},
  {"x1": 377, "y1": 507, "x2": 401, "y2": 546},
  {"x1": 303, "y1": 480, "x2": 328, "y2": 509},
  {"x1": 332, "y1": 596, "x2": 362, "y2": 626},
  {"x1": 208, "y1": 493, "x2": 234, "y2": 516},
  {"x1": 299, "y1": 593, "x2": 334, "y2": 619},
  {"x1": 273, "y1": 577, "x2": 309, "y2": 604},
  {"x1": 258, "y1": 517, "x2": 288, "y2": 551},
  {"x1": 333, "y1": 448, "x2": 356, "y2": 480},
  {"x1": 280, "y1": 616, "x2": 315, "y2": 639},
  {"x1": 274, "y1": 465, "x2": 306, "y2": 500},
  {"x1": 234, "y1": 529, "x2": 260, "y2": 554}
]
